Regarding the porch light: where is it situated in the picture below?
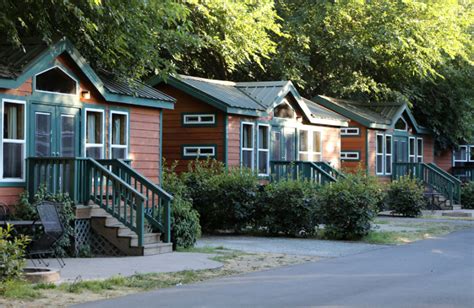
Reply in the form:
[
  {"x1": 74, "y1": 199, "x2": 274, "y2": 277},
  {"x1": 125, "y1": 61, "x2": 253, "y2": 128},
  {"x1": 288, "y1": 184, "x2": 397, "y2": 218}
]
[{"x1": 81, "y1": 90, "x2": 91, "y2": 99}]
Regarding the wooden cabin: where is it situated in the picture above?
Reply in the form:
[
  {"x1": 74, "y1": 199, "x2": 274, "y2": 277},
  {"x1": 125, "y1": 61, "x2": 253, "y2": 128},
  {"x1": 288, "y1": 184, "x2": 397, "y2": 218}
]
[
  {"x1": 435, "y1": 142, "x2": 474, "y2": 182},
  {"x1": 0, "y1": 38, "x2": 175, "y2": 255},
  {"x1": 149, "y1": 75, "x2": 349, "y2": 177}
]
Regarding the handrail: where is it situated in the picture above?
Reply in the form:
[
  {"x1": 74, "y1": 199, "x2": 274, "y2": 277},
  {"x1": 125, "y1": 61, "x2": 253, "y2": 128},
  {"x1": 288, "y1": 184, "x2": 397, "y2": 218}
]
[
  {"x1": 27, "y1": 157, "x2": 148, "y2": 247},
  {"x1": 97, "y1": 159, "x2": 172, "y2": 243},
  {"x1": 428, "y1": 163, "x2": 461, "y2": 185},
  {"x1": 392, "y1": 162, "x2": 461, "y2": 206},
  {"x1": 314, "y1": 161, "x2": 346, "y2": 180},
  {"x1": 270, "y1": 160, "x2": 337, "y2": 184}
]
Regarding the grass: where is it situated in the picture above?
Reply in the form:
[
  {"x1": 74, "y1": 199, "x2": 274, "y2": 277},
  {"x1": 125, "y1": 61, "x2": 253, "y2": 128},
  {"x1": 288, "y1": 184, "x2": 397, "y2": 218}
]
[
  {"x1": 176, "y1": 245, "x2": 228, "y2": 253},
  {"x1": 0, "y1": 280, "x2": 41, "y2": 299},
  {"x1": 363, "y1": 221, "x2": 471, "y2": 244}
]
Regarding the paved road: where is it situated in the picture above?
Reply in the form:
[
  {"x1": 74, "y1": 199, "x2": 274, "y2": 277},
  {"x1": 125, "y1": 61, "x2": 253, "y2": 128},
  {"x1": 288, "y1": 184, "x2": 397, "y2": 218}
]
[{"x1": 77, "y1": 229, "x2": 474, "y2": 307}]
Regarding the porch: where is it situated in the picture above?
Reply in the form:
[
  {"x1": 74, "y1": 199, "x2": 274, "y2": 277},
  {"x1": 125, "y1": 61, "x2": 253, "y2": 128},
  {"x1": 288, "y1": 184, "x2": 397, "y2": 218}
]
[{"x1": 26, "y1": 156, "x2": 173, "y2": 256}]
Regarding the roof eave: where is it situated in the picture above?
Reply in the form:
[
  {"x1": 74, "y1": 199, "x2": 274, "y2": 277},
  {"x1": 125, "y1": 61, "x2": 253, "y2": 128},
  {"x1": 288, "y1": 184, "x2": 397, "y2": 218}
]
[
  {"x1": 313, "y1": 95, "x2": 374, "y2": 128},
  {"x1": 309, "y1": 118, "x2": 349, "y2": 127}
]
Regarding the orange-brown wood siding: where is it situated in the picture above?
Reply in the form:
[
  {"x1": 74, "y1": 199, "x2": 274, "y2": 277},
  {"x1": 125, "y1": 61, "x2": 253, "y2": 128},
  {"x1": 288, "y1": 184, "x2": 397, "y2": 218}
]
[
  {"x1": 156, "y1": 84, "x2": 225, "y2": 173},
  {"x1": 341, "y1": 121, "x2": 367, "y2": 173},
  {"x1": 435, "y1": 149, "x2": 453, "y2": 173},
  {"x1": 0, "y1": 78, "x2": 32, "y2": 96},
  {"x1": 227, "y1": 115, "x2": 242, "y2": 168}
]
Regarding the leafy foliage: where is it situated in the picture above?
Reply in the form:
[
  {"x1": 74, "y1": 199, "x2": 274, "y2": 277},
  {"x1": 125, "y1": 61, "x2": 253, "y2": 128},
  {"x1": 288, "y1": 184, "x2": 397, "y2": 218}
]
[
  {"x1": 162, "y1": 162, "x2": 201, "y2": 249},
  {"x1": 255, "y1": 180, "x2": 319, "y2": 236},
  {"x1": 385, "y1": 176, "x2": 426, "y2": 217},
  {"x1": 461, "y1": 182, "x2": 474, "y2": 210},
  {"x1": 317, "y1": 173, "x2": 383, "y2": 240},
  {"x1": 0, "y1": 224, "x2": 30, "y2": 281}
]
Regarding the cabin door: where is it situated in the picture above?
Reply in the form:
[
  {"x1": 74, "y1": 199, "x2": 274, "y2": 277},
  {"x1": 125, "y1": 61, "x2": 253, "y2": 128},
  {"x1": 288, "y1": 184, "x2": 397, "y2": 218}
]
[
  {"x1": 30, "y1": 104, "x2": 80, "y2": 158},
  {"x1": 393, "y1": 136, "x2": 408, "y2": 163},
  {"x1": 271, "y1": 127, "x2": 296, "y2": 161}
]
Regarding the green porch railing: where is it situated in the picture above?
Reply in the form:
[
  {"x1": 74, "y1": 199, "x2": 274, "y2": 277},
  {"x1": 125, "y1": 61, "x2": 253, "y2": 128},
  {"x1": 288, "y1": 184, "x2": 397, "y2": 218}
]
[
  {"x1": 452, "y1": 166, "x2": 474, "y2": 183},
  {"x1": 26, "y1": 157, "x2": 148, "y2": 247},
  {"x1": 97, "y1": 159, "x2": 173, "y2": 243},
  {"x1": 270, "y1": 160, "x2": 337, "y2": 185},
  {"x1": 313, "y1": 161, "x2": 346, "y2": 180},
  {"x1": 392, "y1": 162, "x2": 461, "y2": 206}
]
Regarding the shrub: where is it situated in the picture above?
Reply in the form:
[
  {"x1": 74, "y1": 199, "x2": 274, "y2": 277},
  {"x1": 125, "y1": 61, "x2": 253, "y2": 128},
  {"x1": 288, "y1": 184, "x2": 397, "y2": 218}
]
[
  {"x1": 163, "y1": 161, "x2": 201, "y2": 248},
  {"x1": 256, "y1": 179, "x2": 319, "y2": 236},
  {"x1": 317, "y1": 173, "x2": 382, "y2": 240},
  {"x1": 0, "y1": 224, "x2": 30, "y2": 281},
  {"x1": 461, "y1": 182, "x2": 474, "y2": 209},
  {"x1": 385, "y1": 176, "x2": 426, "y2": 217},
  {"x1": 181, "y1": 159, "x2": 259, "y2": 233}
]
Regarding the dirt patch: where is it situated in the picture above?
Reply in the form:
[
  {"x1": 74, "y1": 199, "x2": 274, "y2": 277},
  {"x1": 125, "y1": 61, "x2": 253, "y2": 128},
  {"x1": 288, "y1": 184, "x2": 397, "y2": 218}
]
[{"x1": 0, "y1": 252, "x2": 320, "y2": 307}]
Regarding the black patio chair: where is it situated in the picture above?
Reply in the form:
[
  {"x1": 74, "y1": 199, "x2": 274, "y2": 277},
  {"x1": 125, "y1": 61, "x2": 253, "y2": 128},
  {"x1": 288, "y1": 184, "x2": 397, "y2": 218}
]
[{"x1": 28, "y1": 201, "x2": 66, "y2": 268}]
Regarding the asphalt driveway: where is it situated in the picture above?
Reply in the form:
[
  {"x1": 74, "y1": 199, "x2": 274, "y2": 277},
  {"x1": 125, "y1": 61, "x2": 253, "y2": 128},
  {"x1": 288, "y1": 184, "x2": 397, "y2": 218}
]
[{"x1": 77, "y1": 228, "x2": 474, "y2": 307}]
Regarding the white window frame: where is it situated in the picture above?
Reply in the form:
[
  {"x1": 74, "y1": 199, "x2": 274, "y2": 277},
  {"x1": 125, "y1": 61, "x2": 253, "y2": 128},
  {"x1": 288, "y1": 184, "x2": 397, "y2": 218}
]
[
  {"x1": 183, "y1": 146, "x2": 216, "y2": 158},
  {"x1": 0, "y1": 99, "x2": 27, "y2": 182},
  {"x1": 416, "y1": 138, "x2": 423, "y2": 163},
  {"x1": 109, "y1": 110, "x2": 129, "y2": 159},
  {"x1": 84, "y1": 108, "x2": 105, "y2": 159},
  {"x1": 257, "y1": 124, "x2": 270, "y2": 176},
  {"x1": 385, "y1": 135, "x2": 393, "y2": 175},
  {"x1": 241, "y1": 122, "x2": 255, "y2": 170},
  {"x1": 298, "y1": 128, "x2": 323, "y2": 162},
  {"x1": 34, "y1": 65, "x2": 79, "y2": 97},
  {"x1": 409, "y1": 137, "x2": 416, "y2": 163},
  {"x1": 376, "y1": 133, "x2": 384, "y2": 175},
  {"x1": 341, "y1": 127, "x2": 360, "y2": 136},
  {"x1": 183, "y1": 114, "x2": 216, "y2": 125},
  {"x1": 341, "y1": 151, "x2": 360, "y2": 160},
  {"x1": 470, "y1": 146, "x2": 474, "y2": 162},
  {"x1": 453, "y1": 145, "x2": 468, "y2": 163}
]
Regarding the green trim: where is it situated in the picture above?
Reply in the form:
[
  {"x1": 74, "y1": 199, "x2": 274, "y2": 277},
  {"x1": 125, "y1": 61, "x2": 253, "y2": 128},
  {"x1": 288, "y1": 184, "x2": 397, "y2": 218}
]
[
  {"x1": 181, "y1": 144, "x2": 218, "y2": 160},
  {"x1": 0, "y1": 182, "x2": 26, "y2": 188},
  {"x1": 314, "y1": 96, "x2": 375, "y2": 128},
  {"x1": 181, "y1": 112, "x2": 218, "y2": 127},
  {"x1": 365, "y1": 128, "x2": 369, "y2": 176}
]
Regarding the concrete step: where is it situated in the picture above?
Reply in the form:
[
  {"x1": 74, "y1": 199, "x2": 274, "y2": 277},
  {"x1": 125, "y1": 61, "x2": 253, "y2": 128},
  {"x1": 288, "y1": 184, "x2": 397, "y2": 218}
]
[{"x1": 143, "y1": 242, "x2": 172, "y2": 256}]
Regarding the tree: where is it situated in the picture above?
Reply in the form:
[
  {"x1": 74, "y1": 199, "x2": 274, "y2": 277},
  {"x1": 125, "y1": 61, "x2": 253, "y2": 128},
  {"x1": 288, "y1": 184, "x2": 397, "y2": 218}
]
[{"x1": 249, "y1": 0, "x2": 473, "y2": 148}]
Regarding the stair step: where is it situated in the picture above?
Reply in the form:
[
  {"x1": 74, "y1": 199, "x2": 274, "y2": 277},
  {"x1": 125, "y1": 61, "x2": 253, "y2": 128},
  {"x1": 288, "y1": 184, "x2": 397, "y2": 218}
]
[{"x1": 142, "y1": 243, "x2": 172, "y2": 256}]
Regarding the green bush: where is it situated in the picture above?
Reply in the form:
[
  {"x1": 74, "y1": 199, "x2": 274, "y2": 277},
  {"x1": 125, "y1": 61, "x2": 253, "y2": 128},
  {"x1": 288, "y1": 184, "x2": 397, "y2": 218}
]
[
  {"x1": 256, "y1": 179, "x2": 319, "y2": 236},
  {"x1": 385, "y1": 176, "x2": 426, "y2": 217},
  {"x1": 14, "y1": 186, "x2": 75, "y2": 257},
  {"x1": 181, "y1": 159, "x2": 259, "y2": 233},
  {"x1": 317, "y1": 173, "x2": 382, "y2": 240},
  {"x1": 163, "y1": 161, "x2": 201, "y2": 248},
  {"x1": 0, "y1": 225, "x2": 30, "y2": 281},
  {"x1": 461, "y1": 182, "x2": 474, "y2": 209}
]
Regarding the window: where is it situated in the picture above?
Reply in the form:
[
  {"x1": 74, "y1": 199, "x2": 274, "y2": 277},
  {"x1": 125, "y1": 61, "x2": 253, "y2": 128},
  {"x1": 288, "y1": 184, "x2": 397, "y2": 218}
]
[
  {"x1": 35, "y1": 66, "x2": 78, "y2": 95},
  {"x1": 394, "y1": 117, "x2": 408, "y2": 131},
  {"x1": 183, "y1": 114, "x2": 216, "y2": 125},
  {"x1": 341, "y1": 127, "x2": 360, "y2": 136},
  {"x1": 409, "y1": 137, "x2": 416, "y2": 163},
  {"x1": 298, "y1": 130, "x2": 322, "y2": 161},
  {"x1": 417, "y1": 138, "x2": 423, "y2": 163},
  {"x1": 182, "y1": 146, "x2": 215, "y2": 158},
  {"x1": 1, "y1": 100, "x2": 26, "y2": 181},
  {"x1": 85, "y1": 109, "x2": 104, "y2": 159},
  {"x1": 453, "y1": 146, "x2": 468, "y2": 162},
  {"x1": 341, "y1": 151, "x2": 360, "y2": 160},
  {"x1": 241, "y1": 122, "x2": 254, "y2": 169},
  {"x1": 376, "y1": 134, "x2": 384, "y2": 175},
  {"x1": 385, "y1": 135, "x2": 392, "y2": 175},
  {"x1": 274, "y1": 101, "x2": 295, "y2": 119},
  {"x1": 376, "y1": 134, "x2": 392, "y2": 175},
  {"x1": 470, "y1": 146, "x2": 474, "y2": 162},
  {"x1": 257, "y1": 124, "x2": 270, "y2": 176},
  {"x1": 110, "y1": 111, "x2": 128, "y2": 159}
]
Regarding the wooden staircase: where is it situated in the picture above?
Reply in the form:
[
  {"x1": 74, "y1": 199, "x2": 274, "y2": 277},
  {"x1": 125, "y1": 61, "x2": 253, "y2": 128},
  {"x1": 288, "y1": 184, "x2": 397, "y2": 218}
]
[
  {"x1": 86, "y1": 206, "x2": 172, "y2": 256},
  {"x1": 270, "y1": 160, "x2": 342, "y2": 184}
]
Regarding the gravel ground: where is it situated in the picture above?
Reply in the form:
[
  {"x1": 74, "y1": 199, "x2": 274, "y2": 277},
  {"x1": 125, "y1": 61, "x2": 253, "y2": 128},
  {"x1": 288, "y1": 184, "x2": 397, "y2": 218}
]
[{"x1": 197, "y1": 236, "x2": 388, "y2": 257}]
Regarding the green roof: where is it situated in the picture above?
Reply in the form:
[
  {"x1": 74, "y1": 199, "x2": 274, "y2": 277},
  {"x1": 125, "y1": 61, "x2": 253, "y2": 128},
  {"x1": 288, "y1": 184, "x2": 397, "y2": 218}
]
[
  {"x1": 150, "y1": 75, "x2": 348, "y2": 126},
  {"x1": 314, "y1": 95, "x2": 430, "y2": 134},
  {"x1": 0, "y1": 38, "x2": 175, "y2": 108}
]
